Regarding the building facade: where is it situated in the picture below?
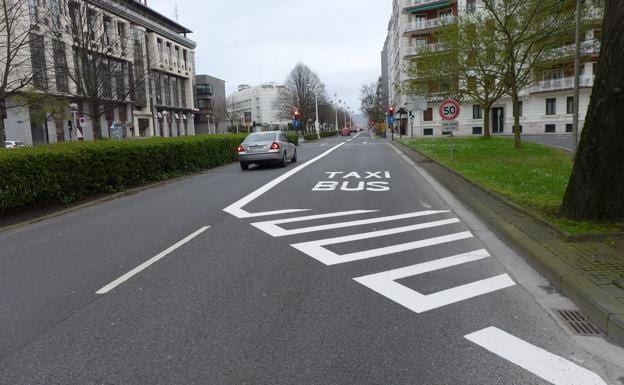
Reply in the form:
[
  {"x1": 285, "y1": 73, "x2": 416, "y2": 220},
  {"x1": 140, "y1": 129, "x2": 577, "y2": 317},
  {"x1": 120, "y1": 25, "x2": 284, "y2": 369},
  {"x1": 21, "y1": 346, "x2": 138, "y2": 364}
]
[
  {"x1": 382, "y1": 0, "x2": 604, "y2": 137},
  {"x1": 194, "y1": 74, "x2": 227, "y2": 134},
  {"x1": 226, "y1": 83, "x2": 290, "y2": 131},
  {"x1": 3, "y1": 0, "x2": 197, "y2": 145}
]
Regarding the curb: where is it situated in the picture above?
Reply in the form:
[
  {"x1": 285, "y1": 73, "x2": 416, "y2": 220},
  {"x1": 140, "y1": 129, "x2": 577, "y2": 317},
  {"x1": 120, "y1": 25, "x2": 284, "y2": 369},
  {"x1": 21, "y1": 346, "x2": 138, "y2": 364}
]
[{"x1": 391, "y1": 140, "x2": 624, "y2": 346}]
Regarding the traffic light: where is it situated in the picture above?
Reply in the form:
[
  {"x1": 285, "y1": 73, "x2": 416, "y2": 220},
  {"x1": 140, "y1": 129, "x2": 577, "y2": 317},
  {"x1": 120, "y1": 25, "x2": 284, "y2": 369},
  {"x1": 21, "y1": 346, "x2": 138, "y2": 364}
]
[
  {"x1": 293, "y1": 110, "x2": 300, "y2": 119},
  {"x1": 388, "y1": 106, "x2": 395, "y2": 115}
]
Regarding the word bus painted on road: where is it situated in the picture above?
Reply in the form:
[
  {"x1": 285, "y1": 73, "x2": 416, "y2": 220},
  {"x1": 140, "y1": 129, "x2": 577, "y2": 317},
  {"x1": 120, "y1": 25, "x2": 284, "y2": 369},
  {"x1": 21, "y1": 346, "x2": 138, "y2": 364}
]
[{"x1": 312, "y1": 171, "x2": 391, "y2": 192}]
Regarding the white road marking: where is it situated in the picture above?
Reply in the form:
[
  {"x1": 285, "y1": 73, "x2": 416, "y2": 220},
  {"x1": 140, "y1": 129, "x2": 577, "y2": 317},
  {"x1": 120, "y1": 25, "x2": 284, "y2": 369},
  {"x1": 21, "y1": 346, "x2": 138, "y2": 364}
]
[
  {"x1": 223, "y1": 142, "x2": 346, "y2": 218},
  {"x1": 96, "y1": 226, "x2": 210, "y2": 294},
  {"x1": 292, "y1": 222, "x2": 470, "y2": 266},
  {"x1": 465, "y1": 327, "x2": 607, "y2": 385},
  {"x1": 252, "y1": 210, "x2": 449, "y2": 237},
  {"x1": 354, "y1": 250, "x2": 515, "y2": 313}
]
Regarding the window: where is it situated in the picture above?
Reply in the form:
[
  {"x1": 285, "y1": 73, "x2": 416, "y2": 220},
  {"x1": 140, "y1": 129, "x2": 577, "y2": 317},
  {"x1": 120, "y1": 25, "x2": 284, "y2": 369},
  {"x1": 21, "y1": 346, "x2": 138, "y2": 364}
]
[
  {"x1": 103, "y1": 16, "x2": 112, "y2": 45},
  {"x1": 198, "y1": 99, "x2": 213, "y2": 110},
  {"x1": 49, "y1": 0, "x2": 61, "y2": 29},
  {"x1": 157, "y1": 39, "x2": 163, "y2": 63},
  {"x1": 30, "y1": 34, "x2": 47, "y2": 90},
  {"x1": 566, "y1": 123, "x2": 573, "y2": 132},
  {"x1": 172, "y1": 77, "x2": 179, "y2": 107},
  {"x1": 175, "y1": 46, "x2": 180, "y2": 67},
  {"x1": 164, "y1": 75, "x2": 171, "y2": 105},
  {"x1": 115, "y1": 62, "x2": 126, "y2": 100},
  {"x1": 567, "y1": 96, "x2": 574, "y2": 114},
  {"x1": 118, "y1": 23, "x2": 127, "y2": 52},
  {"x1": 87, "y1": 10, "x2": 97, "y2": 42},
  {"x1": 467, "y1": 0, "x2": 476, "y2": 13},
  {"x1": 155, "y1": 73, "x2": 162, "y2": 104},
  {"x1": 546, "y1": 98, "x2": 556, "y2": 115},
  {"x1": 472, "y1": 127, "x2": 483, "y2": 135},
  {"x1": 183, "y1": 50, "x2": 188, "y2": 70},
  {"x1": 472, "y1": 105, "x2": 482, "y2": 119},
  {"x1": 196, "y1": 84, "x2": 213, "y2": 95},
  {"x1": 423, "y1": 128, "x2": 434, "y2": 136},
  {"x1": 180, "y1": 80, "x2": 186, "y2": 108},
  {"x1": 518, "y1": 101, "x2": 523, "y2": 116},
  {"x1": 166, "y1": 42, "x2": 172, "y2": 63},
  {"x1": 543, "y1": 69, "x2": 563, "y2": 81},
  {"x1": 423, "y1": 108, "x2": 433, "y2": 121},
  {"x1": 545, "y1": 124, "x2": 556, "y2": 133},
  {"x1": 53, "y1": 40, "x2": 68, "y2": 93},
  {"x1": 28, "y1": 0, "x2": 38, "y2": 22}
]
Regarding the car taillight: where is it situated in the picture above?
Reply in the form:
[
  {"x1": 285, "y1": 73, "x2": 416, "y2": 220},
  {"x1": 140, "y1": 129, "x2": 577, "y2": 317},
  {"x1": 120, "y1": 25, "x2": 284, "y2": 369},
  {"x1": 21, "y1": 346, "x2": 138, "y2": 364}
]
[
  {"x1": 271, "y1": 142, "x2": 280, "y2": 150},
  {"x1": 237, "y1": 145, "x2": 244, "y2": 153}
]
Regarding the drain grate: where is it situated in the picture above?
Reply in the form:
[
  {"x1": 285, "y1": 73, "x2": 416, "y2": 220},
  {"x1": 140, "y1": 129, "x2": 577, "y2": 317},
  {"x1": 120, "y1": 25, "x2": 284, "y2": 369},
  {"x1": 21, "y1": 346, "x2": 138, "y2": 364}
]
[{"x1": 556, "y1": 309, "x2": 602, "y2": 336}]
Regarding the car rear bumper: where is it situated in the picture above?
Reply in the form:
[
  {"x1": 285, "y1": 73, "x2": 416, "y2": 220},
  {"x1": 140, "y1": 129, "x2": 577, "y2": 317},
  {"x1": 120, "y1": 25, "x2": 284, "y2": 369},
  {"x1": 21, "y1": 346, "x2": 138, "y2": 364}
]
[{"x1": 238, "y1": 151, "x2": 282, "y2": 164}]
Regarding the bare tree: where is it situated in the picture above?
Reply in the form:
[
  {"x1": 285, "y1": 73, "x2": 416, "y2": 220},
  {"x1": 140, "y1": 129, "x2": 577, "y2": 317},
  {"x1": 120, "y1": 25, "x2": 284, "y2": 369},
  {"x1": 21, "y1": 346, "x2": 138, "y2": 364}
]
[
  {"x1": 274, "y1": 63, "x2": 326, "y2": 133},
  {"x1": 0, "y1": 0, "x2": 50, "y2": 141},
  {"x1": 49, "y1": 0, "x2": 153, "y2": 139},
  {"x1": 561, "y1": 0, "x2": 623, "y2": 221},
  {"x1": 360, "y1": 79, "x2": 385, "y2": 125},
  {"x1": 482, "y1": 0, "x2": 575, "y2": 148}
]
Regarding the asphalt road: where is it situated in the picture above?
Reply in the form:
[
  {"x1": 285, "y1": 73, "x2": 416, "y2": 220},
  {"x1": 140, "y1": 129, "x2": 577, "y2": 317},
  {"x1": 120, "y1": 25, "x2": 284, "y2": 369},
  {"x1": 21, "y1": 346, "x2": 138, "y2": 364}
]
[
  {"x1": 1, "y1": 132, "x2": 622, "y2": 384},
  {"x1": 521, "y1": 134, "x2": 575, "y2": 151}
]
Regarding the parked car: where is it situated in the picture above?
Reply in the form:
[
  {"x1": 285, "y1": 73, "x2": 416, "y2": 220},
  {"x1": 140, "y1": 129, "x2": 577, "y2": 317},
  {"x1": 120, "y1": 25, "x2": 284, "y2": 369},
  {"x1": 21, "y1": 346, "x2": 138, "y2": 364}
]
[
  {"x1": 237, "y1": 131, "x2": 297, "y2": 170},
  {"x1": 340, "y1": 128, "x2": 351, "y2": 136},
  {"x1": 4, "y1": 141, "x2": 26, "y2": 149}
]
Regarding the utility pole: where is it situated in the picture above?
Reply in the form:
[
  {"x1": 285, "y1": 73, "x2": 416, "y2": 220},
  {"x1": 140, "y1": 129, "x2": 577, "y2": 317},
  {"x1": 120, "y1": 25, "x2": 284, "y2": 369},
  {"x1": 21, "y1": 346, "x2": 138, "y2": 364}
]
[{"x1": 572, "y1": 0, "x2": 582, "y2": 154}]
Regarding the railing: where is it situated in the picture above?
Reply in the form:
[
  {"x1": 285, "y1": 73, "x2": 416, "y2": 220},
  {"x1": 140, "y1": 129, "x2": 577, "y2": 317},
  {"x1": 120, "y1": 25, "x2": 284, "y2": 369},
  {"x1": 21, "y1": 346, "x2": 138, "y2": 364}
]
[
  {"x1": 541, "y1": 39, "x2": 601, "y2": 60},
  {"x1": 530, "y1": 76, "x2": 594, "y2": 93},
  {"x1": 403, "y1": 16, "x2": 456, "y2": 34},
  {"x1": 404, "y1": 42, "x2": 448, "y2": 56}
]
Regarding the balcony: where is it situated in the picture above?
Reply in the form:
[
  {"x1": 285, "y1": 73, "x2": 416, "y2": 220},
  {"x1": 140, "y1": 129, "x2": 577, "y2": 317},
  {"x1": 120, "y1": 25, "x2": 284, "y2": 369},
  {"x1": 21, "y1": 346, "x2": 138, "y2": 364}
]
[
  {"x1": 530, "y1": 76, "x2": 594, "y2": 94},
  {"x1": 404, "y1": 42, "x2": 447, "y2": 57},
  {"x1": 403, "y1": 0, "x2": 455, "y2": 14},
  {"x1": 403, "y1": 16, "x2": 456, "y2": 34},
  {"x1": 541, "y1": 39, "x2": 601, "y2": 61}
]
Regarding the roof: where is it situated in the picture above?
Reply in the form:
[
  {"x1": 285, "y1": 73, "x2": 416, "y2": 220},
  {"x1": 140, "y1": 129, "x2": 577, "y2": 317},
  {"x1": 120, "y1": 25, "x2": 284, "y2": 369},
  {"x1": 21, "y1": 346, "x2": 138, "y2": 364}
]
[{"x1": 124, "y1": 0, "x2": 193, "y2": 34}]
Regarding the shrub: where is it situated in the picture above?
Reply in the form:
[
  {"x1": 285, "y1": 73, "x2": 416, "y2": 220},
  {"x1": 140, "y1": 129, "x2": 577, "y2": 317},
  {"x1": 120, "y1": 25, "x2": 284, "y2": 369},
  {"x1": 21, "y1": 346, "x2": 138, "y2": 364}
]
[
  {"x1": 320, "y1": 130, "x2": 338, "y2": 138},
  {"x1": 304, "y1": 133, "x2": 318, "y2": 141},
  {"x1": 284, "y1": 131, "x2": 299, "y2": 146},
  {"x1": 0, "y1": 134, "x2": 247, "y2": 212}
]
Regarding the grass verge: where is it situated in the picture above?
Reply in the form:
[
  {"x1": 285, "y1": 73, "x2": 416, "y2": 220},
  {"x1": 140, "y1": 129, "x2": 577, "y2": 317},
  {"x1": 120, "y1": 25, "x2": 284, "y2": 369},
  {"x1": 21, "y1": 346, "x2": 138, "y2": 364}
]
[{"x1": 401, "y1": 136, "x2": 622, "y2": 236}]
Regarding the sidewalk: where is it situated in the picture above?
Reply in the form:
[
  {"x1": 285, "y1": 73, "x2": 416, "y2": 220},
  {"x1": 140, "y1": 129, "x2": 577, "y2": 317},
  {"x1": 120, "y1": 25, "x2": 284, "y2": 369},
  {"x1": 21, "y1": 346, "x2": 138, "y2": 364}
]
[{"x1": 391, "y1": 140, "x2": 624, "y2": 346}]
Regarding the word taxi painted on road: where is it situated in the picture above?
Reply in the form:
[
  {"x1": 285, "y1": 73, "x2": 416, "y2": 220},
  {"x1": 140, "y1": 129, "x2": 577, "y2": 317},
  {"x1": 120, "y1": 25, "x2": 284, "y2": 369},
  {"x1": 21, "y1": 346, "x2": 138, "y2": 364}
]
[{"x1": 312, "y1": 171, "x2": 391, "y2": 192}]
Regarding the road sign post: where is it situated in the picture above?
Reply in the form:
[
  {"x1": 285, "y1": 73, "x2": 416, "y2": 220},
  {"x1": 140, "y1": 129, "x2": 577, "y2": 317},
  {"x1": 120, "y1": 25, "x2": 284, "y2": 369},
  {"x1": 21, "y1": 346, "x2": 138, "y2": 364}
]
[{"x1": 439, "y1": 100, "x2": 461, "y2": 163}]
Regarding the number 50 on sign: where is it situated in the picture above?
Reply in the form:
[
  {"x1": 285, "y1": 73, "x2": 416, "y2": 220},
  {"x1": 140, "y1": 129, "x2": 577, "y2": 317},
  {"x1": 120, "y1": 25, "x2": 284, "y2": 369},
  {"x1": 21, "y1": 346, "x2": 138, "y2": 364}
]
[{"x1": 439, "y1": 99, "x2": 461, "y2": 121}]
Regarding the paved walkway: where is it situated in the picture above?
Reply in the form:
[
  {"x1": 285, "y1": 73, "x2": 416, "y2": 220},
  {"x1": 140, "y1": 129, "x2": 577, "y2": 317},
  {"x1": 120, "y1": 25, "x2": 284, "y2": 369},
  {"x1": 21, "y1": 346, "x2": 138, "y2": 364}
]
[{"x1": 393, "y1": 140, "x2": 624, "y2": 345}]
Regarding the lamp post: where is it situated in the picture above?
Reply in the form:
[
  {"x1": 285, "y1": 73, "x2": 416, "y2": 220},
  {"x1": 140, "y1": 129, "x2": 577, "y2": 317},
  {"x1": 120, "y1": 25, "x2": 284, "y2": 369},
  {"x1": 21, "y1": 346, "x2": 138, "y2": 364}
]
[
  {"x1": 308, "y1": 83, "x2": 324, "y2": 139},
  {"x1": 572, "y1": 0, "x2": 582, "y2": 154}
]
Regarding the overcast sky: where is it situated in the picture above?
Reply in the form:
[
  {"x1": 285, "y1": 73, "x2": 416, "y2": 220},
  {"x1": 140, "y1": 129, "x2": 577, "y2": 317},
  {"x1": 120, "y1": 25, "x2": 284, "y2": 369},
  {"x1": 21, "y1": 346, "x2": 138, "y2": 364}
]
[{"x1": 146, "y1": 0, "x2": 391, "y2": 113}]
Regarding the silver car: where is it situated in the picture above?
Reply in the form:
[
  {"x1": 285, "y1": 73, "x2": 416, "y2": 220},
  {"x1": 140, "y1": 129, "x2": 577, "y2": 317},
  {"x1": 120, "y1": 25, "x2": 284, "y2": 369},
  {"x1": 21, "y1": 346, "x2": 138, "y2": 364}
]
[
  {"x1": 237, "y1": 131, "x2": 297, "y2": 170},
  {"x1": 4, "y1": 141, "x2": 26, "y2": 149}
]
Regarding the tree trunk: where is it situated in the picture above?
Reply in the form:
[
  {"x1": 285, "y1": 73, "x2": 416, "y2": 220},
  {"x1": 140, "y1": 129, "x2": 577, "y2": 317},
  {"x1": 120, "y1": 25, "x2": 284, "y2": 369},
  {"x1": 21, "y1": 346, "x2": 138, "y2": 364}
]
[
  {"x1": 89, "y1": 103, "x2": 102, "y2": 140},
  {"x1": 561, "y1": 0, "x2": 624, "y2": 221},
  {"x1": 0, "y1": 113, "x2": 5, "y2": 142},
  {"x1": 483, "y1": 105, "x2": 491, "y2": 138},
  {"x1": 511, "y1": 90, "x2": 522, "y2": 148}
]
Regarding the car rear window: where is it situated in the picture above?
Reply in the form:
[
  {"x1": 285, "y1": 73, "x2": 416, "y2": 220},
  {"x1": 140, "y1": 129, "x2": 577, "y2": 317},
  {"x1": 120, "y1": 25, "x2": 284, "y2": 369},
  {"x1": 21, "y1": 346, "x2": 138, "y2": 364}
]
[{"x1": 244, "y1": 133, "x2": 278, "y2": 143}]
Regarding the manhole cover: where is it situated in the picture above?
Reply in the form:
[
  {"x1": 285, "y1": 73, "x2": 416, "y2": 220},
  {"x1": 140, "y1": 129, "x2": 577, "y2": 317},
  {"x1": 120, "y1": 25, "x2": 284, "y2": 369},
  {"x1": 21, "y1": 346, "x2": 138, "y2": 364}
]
[{"x1": 556, "y1": 309, "x2": 602, "y2": 336}]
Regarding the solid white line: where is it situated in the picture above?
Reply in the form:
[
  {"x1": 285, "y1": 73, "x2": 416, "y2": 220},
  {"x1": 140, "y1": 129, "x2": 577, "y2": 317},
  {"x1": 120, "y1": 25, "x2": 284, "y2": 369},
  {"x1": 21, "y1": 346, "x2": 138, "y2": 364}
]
[
  {"x1": 354, "y1": 250, "x2": 515, "y2": 313},
  {"x1": 465, "y1": 327, "x2": 607, "y2": 385},
  {"x1": 96, "y1": 226, "x2": 210, "y2": 294},
  {"x1": 251, "y1": 210, "x2": 449, "y2": 237},
  {"x1": 223, "y1": 142, "x2": 346, "y2": 219}
]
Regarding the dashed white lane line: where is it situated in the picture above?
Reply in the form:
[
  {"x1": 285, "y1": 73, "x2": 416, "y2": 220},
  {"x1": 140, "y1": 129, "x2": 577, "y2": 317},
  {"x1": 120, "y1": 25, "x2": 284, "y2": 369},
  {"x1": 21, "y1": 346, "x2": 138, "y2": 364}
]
[
  {"x1": 96, "y1": 226, "x2": 210, "y2": 294},
  {"x1": 291, "y1": 221, "x2": 470, "y2": 266},
  {"x1": 465, "y1": 327, "x2": 608, "y2": 385},
  {"x1": 223, "y1": 142, "x2": 346, "y2": 219},
  {"x1": 354, "y1": 249, "x2": 515, "y2": 313},
  {"x1": 251, "y1": 210, "x2": 449, "y2": 237}
]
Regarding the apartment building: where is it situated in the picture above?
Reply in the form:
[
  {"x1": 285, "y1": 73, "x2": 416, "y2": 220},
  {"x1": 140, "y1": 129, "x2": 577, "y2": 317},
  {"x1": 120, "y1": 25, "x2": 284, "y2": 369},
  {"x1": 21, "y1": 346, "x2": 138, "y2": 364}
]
[
  {"x1": 227, "y1": 83, "x2": 289, "y2": 131},
  {"x1": 194, "y1": 74, "x2": 227, "y2": 134},
  {"x1": 383, "y1": 0, "x2": 604, "y2": 137},
  {"x1": 2, "y1": 0, "x2": 197, "y2": 145}
]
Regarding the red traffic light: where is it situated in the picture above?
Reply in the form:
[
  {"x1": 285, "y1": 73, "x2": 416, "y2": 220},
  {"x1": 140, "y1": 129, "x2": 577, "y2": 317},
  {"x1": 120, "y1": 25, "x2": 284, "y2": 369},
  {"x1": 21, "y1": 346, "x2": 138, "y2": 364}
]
[
  {"x1": 388, "y1": 106, "x2": 395, "y2": 114},
  {"x1": 293, "y1": 110, "x2": 300, "y2": 119}
]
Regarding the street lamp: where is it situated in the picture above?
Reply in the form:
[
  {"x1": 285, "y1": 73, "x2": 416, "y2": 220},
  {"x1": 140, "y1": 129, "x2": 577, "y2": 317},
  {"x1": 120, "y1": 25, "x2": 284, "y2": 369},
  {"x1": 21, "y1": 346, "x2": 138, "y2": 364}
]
[{"x1": 308, "y1": 82, "x2": 324, "y2": 139}]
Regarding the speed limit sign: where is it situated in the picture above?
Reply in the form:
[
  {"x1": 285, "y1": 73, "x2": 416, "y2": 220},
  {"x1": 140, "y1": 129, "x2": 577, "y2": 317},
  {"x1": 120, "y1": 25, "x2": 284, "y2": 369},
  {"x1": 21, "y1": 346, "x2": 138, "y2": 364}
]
[{"x1": 439, "y1": 99, "x2": 461, "y2": 121}]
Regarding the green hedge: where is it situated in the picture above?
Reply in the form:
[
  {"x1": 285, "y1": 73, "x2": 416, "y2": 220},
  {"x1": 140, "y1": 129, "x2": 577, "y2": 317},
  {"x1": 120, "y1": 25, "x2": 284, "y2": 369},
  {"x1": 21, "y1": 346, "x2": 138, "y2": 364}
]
[
  {"x1": 320, "y1": 130, "x2": 338, "y2": 138},
  {"x1": 304, "y1": 133, "x2": 318, "y2": 141},
  {"x1": 284, "y1": 131, "x2": 299, "y2": 146},
  {"x1": 0, "y1": 134, "x2": 247, "y2": 212}
]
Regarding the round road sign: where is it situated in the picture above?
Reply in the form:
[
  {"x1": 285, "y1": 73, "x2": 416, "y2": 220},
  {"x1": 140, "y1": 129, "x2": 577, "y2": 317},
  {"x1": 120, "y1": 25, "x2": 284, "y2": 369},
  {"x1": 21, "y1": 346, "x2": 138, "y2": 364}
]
[{"x1": 439, "y1": 99, "x2": 461, "y2": 121}]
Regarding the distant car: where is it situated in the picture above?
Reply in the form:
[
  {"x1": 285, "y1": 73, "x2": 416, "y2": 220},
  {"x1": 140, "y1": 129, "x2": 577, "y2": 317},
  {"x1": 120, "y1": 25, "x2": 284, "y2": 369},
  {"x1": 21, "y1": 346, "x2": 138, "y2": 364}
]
[
  {"x1": 4, "y1": 141, "x2": 26, "y2": 149},
  {"x1": 237, "y1": 131, "x2": 297, "y2": 170},
  {"x1": 340, "y1": 128, "x2": 351, "y2": 136}
]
